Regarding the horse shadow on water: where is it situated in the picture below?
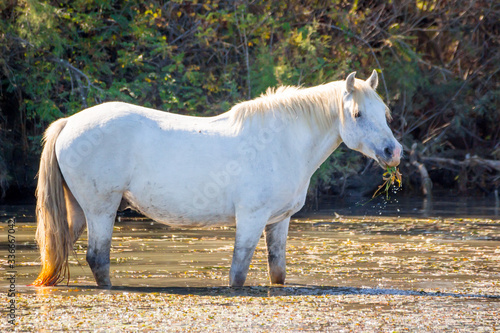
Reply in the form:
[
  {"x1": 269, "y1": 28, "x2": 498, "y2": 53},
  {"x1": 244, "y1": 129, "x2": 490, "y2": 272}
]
[{"x1": 56, "y1": 284, "x2": 500, "y2": 300}]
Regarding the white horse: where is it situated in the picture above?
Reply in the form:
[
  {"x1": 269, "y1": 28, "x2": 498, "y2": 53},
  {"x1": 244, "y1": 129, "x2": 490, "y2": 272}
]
[{"x1": 33, "y1": 70, "x2": 401, "y2": 287}]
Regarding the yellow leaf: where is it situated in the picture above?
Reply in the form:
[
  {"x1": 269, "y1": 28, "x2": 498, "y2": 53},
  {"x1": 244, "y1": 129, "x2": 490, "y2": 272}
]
[{"x1": 294, "y1": 32, "x2": 302, "y2": 44}]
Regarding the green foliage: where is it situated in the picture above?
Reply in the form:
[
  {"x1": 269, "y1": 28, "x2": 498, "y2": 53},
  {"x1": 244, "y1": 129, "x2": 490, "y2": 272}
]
[
  {"x1": 309, "y1": 145, "x2": 365, "y2": 197},
  {"x1": 0, "y1": 0, "x2": 498, "y2": 197}
]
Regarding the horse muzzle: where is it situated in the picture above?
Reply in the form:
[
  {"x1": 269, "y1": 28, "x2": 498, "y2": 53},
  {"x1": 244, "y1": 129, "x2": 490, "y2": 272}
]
[{"x1": 375, "y1": 143, "x2": 402, "y2": 168}]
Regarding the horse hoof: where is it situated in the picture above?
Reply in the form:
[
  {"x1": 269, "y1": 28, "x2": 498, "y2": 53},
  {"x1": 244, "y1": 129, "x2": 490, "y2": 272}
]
[{"x1": 97, "y1": 283, "x2": 112, "y2": 289}]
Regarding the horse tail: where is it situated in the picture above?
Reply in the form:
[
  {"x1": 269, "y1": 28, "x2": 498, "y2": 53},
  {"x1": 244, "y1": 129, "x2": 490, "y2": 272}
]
[{"x1": 31, "y1": 118, "x2": 72, "y2": 286}]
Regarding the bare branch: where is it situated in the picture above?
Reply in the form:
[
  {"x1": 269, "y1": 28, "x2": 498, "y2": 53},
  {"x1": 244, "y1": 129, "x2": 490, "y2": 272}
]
[
  {"x1": 49, "y1": 58, "x2": 103, "y2": 92},
  {"x1": 169, "y1": 21, "x2": 201, "y2": 45},
  {"x1": 234, "y1": 7, "x2": 251, "y2": 99}
]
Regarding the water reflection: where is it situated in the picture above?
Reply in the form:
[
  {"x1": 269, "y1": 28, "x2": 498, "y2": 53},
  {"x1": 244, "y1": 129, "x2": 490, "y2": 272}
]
[
  {"x1": 308, "y1": 194, "x2": 500, "y2": 219},
  {"x1": 1, "y1": 195, "x2": 499, "y2": 223},
  {"x1": 495, "y1": 189, "x2": 499, "y2": 216}
]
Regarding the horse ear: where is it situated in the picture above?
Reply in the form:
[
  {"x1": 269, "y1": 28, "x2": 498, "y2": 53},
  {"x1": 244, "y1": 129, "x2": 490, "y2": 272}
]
[
  {"x1": 367, "y1": 69, "x2": 378, "y2": 90},
  {"x1": 345, "y1": 72, "x2": 356, "y2": 93}
]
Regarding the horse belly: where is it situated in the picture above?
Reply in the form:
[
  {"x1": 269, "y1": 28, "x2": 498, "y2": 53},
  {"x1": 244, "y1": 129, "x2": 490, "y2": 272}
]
[
  {"x1": 268, "y1": 189, "x2": 308, "y2": 224},
  {"x1": 124, "y1": 134, "x2": 241, "y2": 227},
  {"x1": 123, "y1": 189, "x2": 236, "y2": 228}
]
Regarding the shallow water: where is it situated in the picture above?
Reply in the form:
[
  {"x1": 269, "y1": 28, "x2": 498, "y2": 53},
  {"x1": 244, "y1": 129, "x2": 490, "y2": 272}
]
[
  {"x1": 1, "y1": 198, "x2": 499, "y2": 331},
  {"x1": 1, "y1": 197, "x2": 499, "y2": 290}
]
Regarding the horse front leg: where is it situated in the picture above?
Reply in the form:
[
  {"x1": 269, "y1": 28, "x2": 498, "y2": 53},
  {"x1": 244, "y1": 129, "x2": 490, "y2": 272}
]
[
  {"x1": 264, "y1": 217, "x2": 290, "y2": 285},
  {"x1": 229, "y1": 210, "x2": 269, "y2": 287}
]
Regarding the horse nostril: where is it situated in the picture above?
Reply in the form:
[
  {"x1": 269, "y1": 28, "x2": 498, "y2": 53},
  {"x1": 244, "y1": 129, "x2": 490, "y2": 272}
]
[{"x1": 384, "y1": 147, "x2": 392, "y2": 157}]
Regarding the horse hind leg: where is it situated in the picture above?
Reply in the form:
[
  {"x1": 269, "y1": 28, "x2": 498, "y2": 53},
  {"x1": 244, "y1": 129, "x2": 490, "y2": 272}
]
[
  {"x1": 80, "y1": 192, "x2": 122, "y2": 288},
  {"x1": 63, "y1": 183, "x2": 86, "y2": 243},
  {"x1": 264, "y1": 217, "x2": 290, "y2": 285}
]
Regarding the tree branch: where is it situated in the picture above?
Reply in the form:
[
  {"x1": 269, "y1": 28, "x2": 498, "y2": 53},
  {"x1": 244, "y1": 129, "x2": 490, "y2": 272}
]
[
  {"x1": 49, "y1": 58, "x2": 103, "y2": 92},
  {"x1": 319, "y1": 23, "x2": 390, "y2": 103}
]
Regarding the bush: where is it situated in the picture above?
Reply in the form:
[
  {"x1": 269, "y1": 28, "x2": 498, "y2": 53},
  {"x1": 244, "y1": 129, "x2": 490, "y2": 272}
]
[{"x1": 0, "y1": 0, "x2": 498, "y2": 199}]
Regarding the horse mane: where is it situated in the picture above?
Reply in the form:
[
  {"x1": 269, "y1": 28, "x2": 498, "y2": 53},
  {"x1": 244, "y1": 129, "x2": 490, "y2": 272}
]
[
  {"x1": 229, "y1": 78, "x2": 390, "y2": 131},
  {"x1": 229, "y1": 82, "x2": 343, "y2": 131}
]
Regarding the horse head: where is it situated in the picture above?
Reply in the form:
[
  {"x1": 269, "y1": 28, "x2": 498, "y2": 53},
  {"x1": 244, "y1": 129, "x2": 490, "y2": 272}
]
[{"x1": 339, "y1": 70, "x2": 402, "y2": 168}]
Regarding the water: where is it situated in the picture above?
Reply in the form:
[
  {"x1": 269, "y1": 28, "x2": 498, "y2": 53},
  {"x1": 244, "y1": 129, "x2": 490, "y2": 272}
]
[
  {"x1": 1, "y1": 198, "x2": 499, "y2": 331},
  {"x1": 2, "y1": 194, "x2": 499, "y2": 223},
  {"x1": 1, "y1": 196, "x2": 499, "y2": 289},
  {"x1": 309, "y1": 193, "x2": 500, "y2": 218},
  {"x1": 2, "y1": 214, "x2": 500, "y2": 292}
]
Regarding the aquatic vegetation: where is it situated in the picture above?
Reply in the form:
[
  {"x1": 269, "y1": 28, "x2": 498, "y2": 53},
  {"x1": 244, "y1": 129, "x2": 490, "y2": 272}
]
[{"x1": 373, "y1": 166, "x2": 402, "y2": 199}]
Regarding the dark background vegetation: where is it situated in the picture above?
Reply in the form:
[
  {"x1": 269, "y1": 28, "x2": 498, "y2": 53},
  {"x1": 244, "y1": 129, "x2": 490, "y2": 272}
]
[{"x1": 0, "y1": 0, "x2": 498, "y2": 203}]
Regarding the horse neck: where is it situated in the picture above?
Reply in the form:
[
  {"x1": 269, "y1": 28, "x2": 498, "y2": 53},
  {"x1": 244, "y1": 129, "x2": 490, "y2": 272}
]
[
  {"x1": 287, "y1": 115, "x2": 343, "y2": 177},
  {"x1": 234, "y1": 83, "x2": 344, "y2": 178},
  {"x1": 287, "y1": 86, "x2": 344, "y2": 174}
]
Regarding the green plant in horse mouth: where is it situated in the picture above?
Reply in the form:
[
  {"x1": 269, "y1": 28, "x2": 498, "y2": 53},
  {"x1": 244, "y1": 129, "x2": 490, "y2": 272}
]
[{"x1": 373, "y1": 167, "x2": 402, "y2": 199}]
